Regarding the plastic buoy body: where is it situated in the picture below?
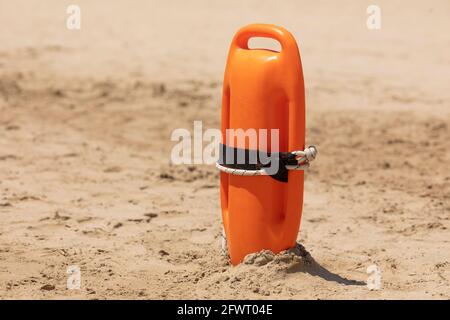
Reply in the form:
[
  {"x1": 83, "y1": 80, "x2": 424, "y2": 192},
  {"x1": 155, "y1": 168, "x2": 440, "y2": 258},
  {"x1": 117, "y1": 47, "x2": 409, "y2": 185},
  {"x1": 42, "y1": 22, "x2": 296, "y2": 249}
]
[{"x1": 220, "y1": 24, "x2": 306, "y2": 265}]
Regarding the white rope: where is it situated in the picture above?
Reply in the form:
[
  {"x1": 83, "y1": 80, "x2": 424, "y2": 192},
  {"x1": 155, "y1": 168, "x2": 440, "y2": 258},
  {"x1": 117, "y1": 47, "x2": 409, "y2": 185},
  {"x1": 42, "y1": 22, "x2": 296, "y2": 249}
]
[{"x1": 216, "y1": 145, "x2": 317, "y2": 176}]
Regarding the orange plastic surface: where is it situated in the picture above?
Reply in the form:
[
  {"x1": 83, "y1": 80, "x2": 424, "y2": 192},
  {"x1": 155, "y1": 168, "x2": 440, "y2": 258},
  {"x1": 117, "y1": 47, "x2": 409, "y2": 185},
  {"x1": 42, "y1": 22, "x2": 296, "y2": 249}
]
[{"x1": 220, "y1": 24, "x2": 306, "y2": 265}]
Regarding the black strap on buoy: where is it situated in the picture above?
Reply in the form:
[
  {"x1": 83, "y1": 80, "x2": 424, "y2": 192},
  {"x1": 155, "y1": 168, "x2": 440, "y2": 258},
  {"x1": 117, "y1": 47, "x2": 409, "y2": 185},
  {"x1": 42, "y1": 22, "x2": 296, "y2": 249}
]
[{"x1": 218, "y1": 143, "x2": 299, "y2": 183}]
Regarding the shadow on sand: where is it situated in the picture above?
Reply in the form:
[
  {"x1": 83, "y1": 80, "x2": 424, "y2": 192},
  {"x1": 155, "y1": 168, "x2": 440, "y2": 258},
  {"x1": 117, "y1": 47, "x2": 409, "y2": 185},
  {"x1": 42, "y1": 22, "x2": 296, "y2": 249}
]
[{"x1": 286, "y1": 247, "x2": 366, "y2": 286}]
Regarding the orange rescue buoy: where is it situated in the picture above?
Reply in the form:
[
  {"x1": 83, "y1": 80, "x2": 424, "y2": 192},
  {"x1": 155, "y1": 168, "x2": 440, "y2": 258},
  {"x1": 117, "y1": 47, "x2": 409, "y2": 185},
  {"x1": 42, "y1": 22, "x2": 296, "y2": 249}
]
[{"x1": 219, "y1": 24, "x2": 310, "y2": 265}]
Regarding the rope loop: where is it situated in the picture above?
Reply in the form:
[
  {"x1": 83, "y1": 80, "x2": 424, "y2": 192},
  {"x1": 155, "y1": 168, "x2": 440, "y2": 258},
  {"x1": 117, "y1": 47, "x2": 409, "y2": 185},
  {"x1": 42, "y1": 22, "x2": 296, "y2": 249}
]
[{"x1": 216, "y1": 145, "x2": 318, "y2": 177}]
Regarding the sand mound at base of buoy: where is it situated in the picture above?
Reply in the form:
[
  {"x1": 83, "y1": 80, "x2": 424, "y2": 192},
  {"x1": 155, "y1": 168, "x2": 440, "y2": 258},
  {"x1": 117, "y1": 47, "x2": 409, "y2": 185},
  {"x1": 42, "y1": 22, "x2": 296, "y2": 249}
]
[{"x1": 243, "y1": 243, "x2": 312, "y2": 267}]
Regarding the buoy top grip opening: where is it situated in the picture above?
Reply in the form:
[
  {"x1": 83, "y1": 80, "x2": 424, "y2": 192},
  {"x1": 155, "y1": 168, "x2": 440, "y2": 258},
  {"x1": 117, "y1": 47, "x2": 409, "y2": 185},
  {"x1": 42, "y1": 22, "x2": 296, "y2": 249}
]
[{"x1": 232, "y1": 23, "x2": 298, "y2": 55}]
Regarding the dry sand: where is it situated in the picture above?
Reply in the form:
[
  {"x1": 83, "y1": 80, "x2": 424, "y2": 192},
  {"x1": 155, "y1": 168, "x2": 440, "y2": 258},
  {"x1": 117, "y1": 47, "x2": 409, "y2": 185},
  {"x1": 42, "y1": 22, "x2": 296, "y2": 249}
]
[{"x1": 0, "y1": 0, "x2": 449, "y2": 299}]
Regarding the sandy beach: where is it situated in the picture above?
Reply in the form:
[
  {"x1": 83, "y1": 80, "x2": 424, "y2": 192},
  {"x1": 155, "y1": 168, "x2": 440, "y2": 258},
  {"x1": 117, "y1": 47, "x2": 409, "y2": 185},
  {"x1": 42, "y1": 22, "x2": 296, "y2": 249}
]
[{"x1": 0, "y1": 0, "x2": 449, "y2": 299}]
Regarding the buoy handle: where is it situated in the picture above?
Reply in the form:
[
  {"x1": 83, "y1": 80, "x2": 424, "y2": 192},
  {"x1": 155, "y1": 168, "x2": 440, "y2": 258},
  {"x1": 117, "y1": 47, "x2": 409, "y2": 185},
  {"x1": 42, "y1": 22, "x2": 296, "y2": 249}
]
[{"x1": 232, "y1": 23, "x2": 298, "y2": 54}]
